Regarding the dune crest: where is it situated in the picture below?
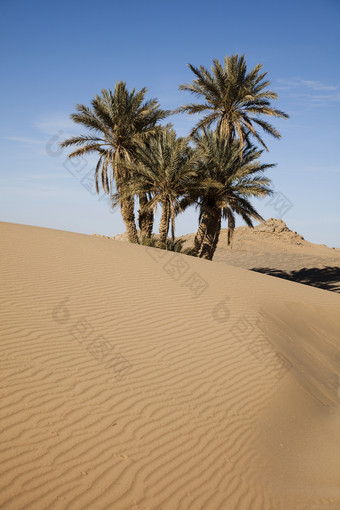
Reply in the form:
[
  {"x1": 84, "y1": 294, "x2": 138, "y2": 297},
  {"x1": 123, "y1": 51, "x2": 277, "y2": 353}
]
[{"x1": 109, "y1": 218, "x2": 340, "y2": 293}]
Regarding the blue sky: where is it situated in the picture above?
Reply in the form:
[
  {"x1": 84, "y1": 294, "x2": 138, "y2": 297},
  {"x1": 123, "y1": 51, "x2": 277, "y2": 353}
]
[{"x1": 1, "y1": 0, "x2": 339, "y2": 246}]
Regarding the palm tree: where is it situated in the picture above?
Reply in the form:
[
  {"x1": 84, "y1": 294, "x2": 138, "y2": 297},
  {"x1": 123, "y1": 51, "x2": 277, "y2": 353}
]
[
  {"x1": 60, "y1": 82, "x2": 168, "y2": 242},
  {"x1": 112, "y1": 128, "x2": 195, "y2": 245},
  {"x1": 189, "y1": 130, "x2": 274, "y2": 260},
  {"x1": 176, "y1": 54, "x2": 288, "y2": 150}
]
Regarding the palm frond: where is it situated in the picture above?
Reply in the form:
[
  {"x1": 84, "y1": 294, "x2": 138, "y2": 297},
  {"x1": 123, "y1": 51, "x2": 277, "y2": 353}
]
[{"x1": 176, "y1": 53, "x2": 288, "y2": 149}]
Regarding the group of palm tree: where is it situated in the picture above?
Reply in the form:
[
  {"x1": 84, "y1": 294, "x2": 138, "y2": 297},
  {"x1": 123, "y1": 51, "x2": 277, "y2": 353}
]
[{"x1": 61, "y1": 54, "x2": 288, "y2": 260}]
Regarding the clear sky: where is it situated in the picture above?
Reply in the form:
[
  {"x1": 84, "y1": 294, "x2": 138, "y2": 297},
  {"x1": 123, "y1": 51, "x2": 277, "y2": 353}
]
[{"x1": 1, "y1": 0, "x2": 339, "y2": 246}]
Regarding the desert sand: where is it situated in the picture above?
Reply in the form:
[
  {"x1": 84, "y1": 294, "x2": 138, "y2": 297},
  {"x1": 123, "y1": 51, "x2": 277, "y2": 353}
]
[
  {"x1": 182, "y1": 219, "x2": 340, "y2": 293},
  {"x1": 1, "y1": 220, "x2": 340, "y2": 509},
  {"x1": 112, "y1": 218, "x2": 340, "y2": 294}
]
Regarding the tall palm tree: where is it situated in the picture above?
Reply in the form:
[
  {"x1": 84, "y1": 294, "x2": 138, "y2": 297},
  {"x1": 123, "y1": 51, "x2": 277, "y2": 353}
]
[
  {"x1": 60, "y1": 82, "x2": 168, "y2": 242},
  {"x1": 189, "y1": 130, "x2": 274, "y2": 260},
  {"x1": 176, "y1": 54, "x2": 288, "y2": 150},
  {"x1": 112, "y1": 128, "x2": 195, "y2": 245}
]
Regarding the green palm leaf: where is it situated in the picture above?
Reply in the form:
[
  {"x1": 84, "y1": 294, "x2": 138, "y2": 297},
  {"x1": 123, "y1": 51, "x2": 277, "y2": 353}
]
[
  {"x1": 60, "y1": 82, "x2": 169, "y2": 243},
  {"x1": 176, "y1": 53, "x2": 288, "y2": 149}
]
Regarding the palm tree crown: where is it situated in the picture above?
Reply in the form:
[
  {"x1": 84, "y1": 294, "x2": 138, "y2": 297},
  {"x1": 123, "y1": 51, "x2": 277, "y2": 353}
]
[
  {"x1": 61, "y1": 82, "x2": 168, "y2": 192},
  {"x1": 189, "y1": 129, "x2": 275, "y2": 259},
  {"x1": 113, "y1": 128, "x2": 195, "y2": 243},
  {"x1": 176, "y1": 54, "x2": 288, "y2": 150},
  {"x1": 60, "y1": 82, "x2": 168, "y2": 242}
]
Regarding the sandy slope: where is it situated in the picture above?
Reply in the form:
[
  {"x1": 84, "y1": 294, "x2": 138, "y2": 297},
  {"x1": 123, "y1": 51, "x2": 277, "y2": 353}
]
[
  {"x1": 1, "y1": 221, "x2": 340, "y2": 510},
  {"x1": 112, "y1": 219, "x2": 340, "y2": 293},
  {"x1": 181, "y1": 219, "x2": 340, "y2": 293}
]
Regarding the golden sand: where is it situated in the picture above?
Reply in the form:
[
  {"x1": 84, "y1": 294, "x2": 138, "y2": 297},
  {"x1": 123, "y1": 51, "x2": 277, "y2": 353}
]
[{"x1": 1, "y1": 221, "x2": 339, "y2": 509}]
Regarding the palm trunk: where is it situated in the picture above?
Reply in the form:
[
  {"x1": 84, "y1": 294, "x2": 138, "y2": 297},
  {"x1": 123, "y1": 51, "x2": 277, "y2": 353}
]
[
  {"x1": 208, "y1": 214, "x2": 221, "y2": 259},
  {"x1": 138, "y1": 193, "x2": 153, "y2": 238},
  {"x1": 218, "y1": 118, "x2": 233, "y2": 147},
  {"x1": 145, "y1": 209, "x2": 154, "y2": 238},
  {"x1": 170, "y1": 202, "x2": 176, "y2": 241},
  {"x1": 199, "y1": 210, "x2": 221, "y2": 260},
  {"x1": 192, "y1": 211, "x2": 209, "y2": 256},
  {"x1": 115, "y1": 152, "x2": 138, "y2": 244},
  {"x1": 159, "y1": 199, "x2": 170, "y2": 245},
  {"x1": 121, "y1": 198, "x2": 138, "y2": 244}
]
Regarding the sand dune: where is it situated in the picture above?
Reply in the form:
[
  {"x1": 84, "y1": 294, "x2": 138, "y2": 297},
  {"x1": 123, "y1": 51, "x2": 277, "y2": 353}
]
[
  {"x1": 1, "y1": 221, "x2": 340, "y2": 509},
  {"x1": 181, "y1": 218, "x2": 340, "y2": 293},
  {"x1": 112, "y1": 219, "x2": 340, "y2": 293}
]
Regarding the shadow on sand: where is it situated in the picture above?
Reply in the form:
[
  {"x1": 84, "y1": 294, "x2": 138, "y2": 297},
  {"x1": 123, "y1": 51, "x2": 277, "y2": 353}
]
[{"x1": 251, "y1": 266, "x2": 340, "y2": 293}]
